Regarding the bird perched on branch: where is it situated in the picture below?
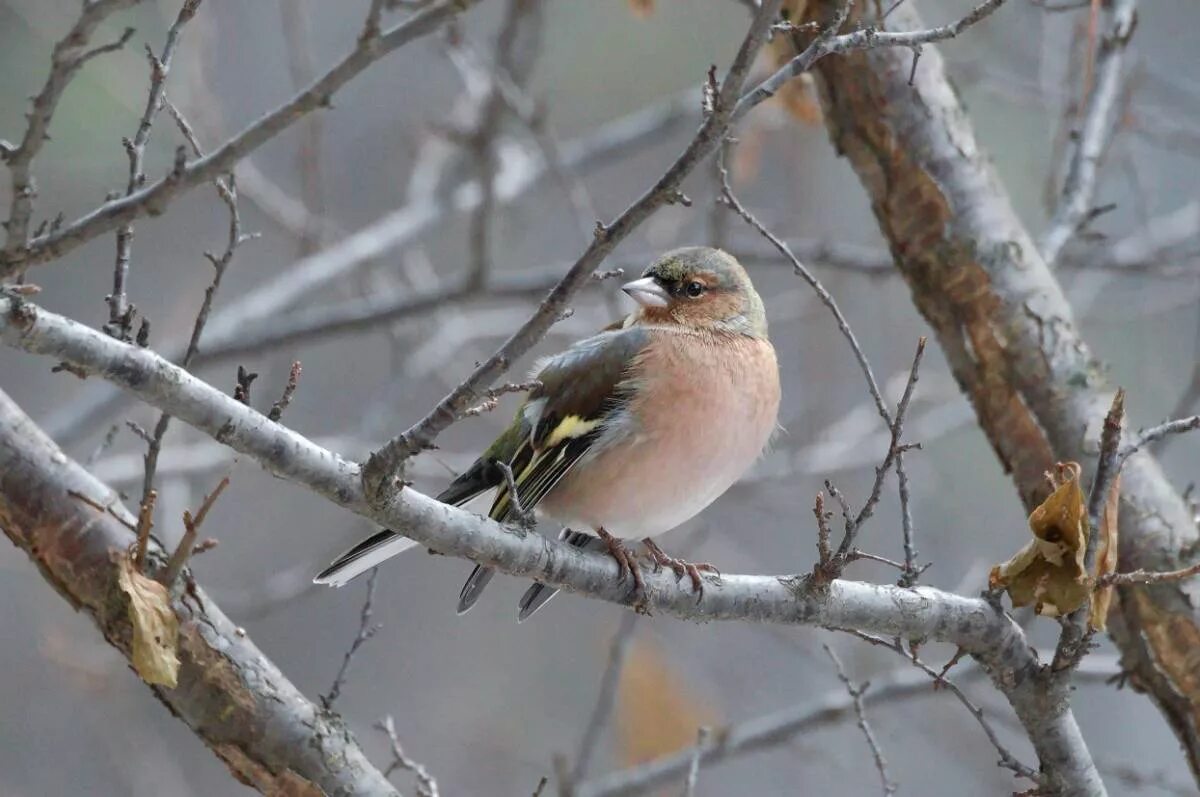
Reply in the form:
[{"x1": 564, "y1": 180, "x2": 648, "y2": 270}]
[{"x1": 315, "y1": 247, "x2": 780, "y2": 620}]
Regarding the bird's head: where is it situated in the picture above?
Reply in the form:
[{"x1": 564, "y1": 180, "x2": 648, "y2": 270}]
[{"x1": 621, "y1": 247, "x2": 767, "y2": 338}]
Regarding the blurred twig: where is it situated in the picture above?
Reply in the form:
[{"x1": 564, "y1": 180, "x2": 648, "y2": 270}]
[
  {"x1": 106, "y1": 0, "x2": 203, "y2": 342},
  {"x1": 1039, "y1": 0, "x2": 1139, "y2": 266},
  {"x1": 2, "y1": 0, "x2": 139, "y2": 268},
  {"x1": 1, "y1": 0, "x2": 479, "y2": 275}
]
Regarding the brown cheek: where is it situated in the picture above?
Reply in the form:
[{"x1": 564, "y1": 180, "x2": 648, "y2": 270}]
[{"x1": 679, "y1": 292, "x2": 740, "y2": 322}]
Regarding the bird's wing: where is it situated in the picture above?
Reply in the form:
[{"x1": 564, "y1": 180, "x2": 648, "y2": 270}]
[{"x1": 439, "y1": 326, "x2": 649, "y2": 523}]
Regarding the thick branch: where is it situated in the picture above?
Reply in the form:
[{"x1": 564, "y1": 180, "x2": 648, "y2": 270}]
[
  {"x1": 0, "y1": 295, "x2": 1099, "y2": 792},
  {"x1": 1, "y1": 0, "x2": 476, "y2": 276},
  {"x1": 0, "y1": 388, "x2": 396, "y2": 795},
  {"x1": 799, "y1": 0, "x2": 1199, "y2": 784}
]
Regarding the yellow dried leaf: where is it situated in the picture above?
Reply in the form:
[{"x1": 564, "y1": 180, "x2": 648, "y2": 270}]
[
  {"x1": 615, "y1": 634, "x2": 716, "y2": 766},
  {"x1": 117, "y1": 555, "x2": 180, "y2": 688},
  {"x1": 991, "y1": 462, "x2": 1092, "y2": 617},
  {"x1": 1091, "y1": 474, "x2": 1120, "y2": 631},
  {"x1": 626, "y1": 0, "x2": 654, "y2": 19}
]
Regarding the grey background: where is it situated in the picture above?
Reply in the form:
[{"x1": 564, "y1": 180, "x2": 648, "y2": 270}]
[{"x1": 1, "y1": 1, "x2": 1198, "y2": 794}]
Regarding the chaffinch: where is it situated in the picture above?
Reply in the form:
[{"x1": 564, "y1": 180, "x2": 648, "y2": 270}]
[{"x1": 315, "y1": 246, "x2": 781, "y2": 620}]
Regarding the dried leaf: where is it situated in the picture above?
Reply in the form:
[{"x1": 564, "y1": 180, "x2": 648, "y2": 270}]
[
  {"x1": 1091, "y1": 474, "x2": 1120, "y2": 631},
  {"x1": 117, "y1": 555, "x2": 180, "y2": 687},
  {"x1": 616, "y1": 635, "x2": 716, "y2": 766},
  {"x1": 626, "y1": 0, "x2": 654, "y2": 19},
  {"x1": 991, "y1": 462, "x2": 1091, "y2": 617}
]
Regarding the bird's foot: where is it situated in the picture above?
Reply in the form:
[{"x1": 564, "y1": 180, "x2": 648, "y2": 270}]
[
  {"x1": 642, "y1": 538, "x2": 719, "y2": 598},
  {"x1": 596, "y1": 527, "x2": 647, "y2": 610}
]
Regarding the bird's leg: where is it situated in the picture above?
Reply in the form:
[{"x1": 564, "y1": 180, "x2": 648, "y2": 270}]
[
  {"x1": 642, "y1": 538, "x2": 720, "y2": 597},
  {"x1": 595, "y1": 527, "x2": 647, "y2": 609}
]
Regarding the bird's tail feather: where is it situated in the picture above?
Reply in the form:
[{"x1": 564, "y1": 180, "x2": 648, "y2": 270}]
[
  {"x1": 313, "y1": 529, "x2": 417, "y2": 587},
  {"x1": 457, "y1": 564, "x2": 496, "y2": 614},
  {"x1": 516, "y1": 529, "x2": 599, "y2": 622}
]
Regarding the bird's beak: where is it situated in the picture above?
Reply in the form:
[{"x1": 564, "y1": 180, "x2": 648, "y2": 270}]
[{"x1": 621, "y1": 276, "x2": 670, "y2": 308}]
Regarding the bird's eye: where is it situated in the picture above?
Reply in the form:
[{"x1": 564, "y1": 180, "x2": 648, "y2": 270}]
[{"x1": 685, "y1": 281, "x2": 705, "y2": 298}]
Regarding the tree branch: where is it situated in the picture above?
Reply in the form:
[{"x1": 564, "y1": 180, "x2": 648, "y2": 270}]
[
  {"x1": 1038, "y1": 0, "x2": 1139, "y2": 266},
  {"x1": 3, "y1": 0, "x2": 140, "y2": 264},
  {"x1": 797, "y1": 0, "x2": 1197, "y2": 784},
  {"x1": 0, "y1": 387, "x2": 396, "y2": 795},
  {"x1": 0, "y1": 0, "x2": 478, "y2": 276}
]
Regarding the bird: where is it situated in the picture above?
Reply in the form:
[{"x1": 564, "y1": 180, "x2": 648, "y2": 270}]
[{"x1": 314, "y1": 246, "x2": 781, "y2": 620}]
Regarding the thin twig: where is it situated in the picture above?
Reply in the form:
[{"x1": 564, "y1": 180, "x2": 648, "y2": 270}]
[
  {"x1": 823, "y1": 644, "x2": 897, "y2": 796},
  {"x1": 268, "y1": 361, "x2": 303, "y2": 422},
  {"x1": 730, "y1": 0, "x2": 1009, "y2": 124},
  {"x1": 376, "y1": 714, "x2": 440, "y2": 797},
  {"x1": 278, "y1": 0, "x2": 327, "y2": 255},
  {"x1": 2, "y1": 0, "x2": 480, "y2": 275},
  {"x1": 106, "y1": 0, "x2": 203, "y2": 341},
  {"x1": 161, "y1": 475, "x2": 229, "y2": 586},
  {"x1": 496, "y1": 461, "x2": 535, "y2": 529},
  {"x1": 1052, "y1": 389, "x2": 1125, "y2": 669},
  {"x1": 3, "y1": 0, "x2": 139, "y2": 264},
  {"x1": 1120, "y1": 416, "x2": 1200, "y2": 466},
  {"x1": 1039, "y1": 0, "x2": 1139, "y2": 266},
  {"x1": 841, "y1": 338, "x2": 926, "y2": 558},
  {"x1": 84, "y1": 423, "x2": 121, "y2": 468},
  {"x1": 133, "y1": 489, "x2": 157, "y2": 569},
  {"x1": 838, "y1": 629, "x2": 1038, "y2": 781},
  {"x1": 322, "y1": 567, "x2": 382, "y2": 709},
  {"x1": 895, "y1": 449, "x2": 919, "y2": 586},
  {"x1": 138, "y1": 105, "x2": 253, "y2": 509},
  {"x1": 1101, "y1": 562, "x2": 1200, "y2": 587}
]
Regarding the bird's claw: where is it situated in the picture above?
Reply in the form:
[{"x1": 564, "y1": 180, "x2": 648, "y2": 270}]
[
  {"x1": 596, "y1": 527, "x2": 648, "y2": 611},
  {"x1": 642, "y1": 538, "x2": 719, "y2": 600}
]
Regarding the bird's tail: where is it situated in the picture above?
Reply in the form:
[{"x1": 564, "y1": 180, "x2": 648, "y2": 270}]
[
  {"x1": 313, "y1": 529, "x2": 418, "y2": 587},
  {"x1": 516, "y1": 529, "x2": 599, "y2": 622}
]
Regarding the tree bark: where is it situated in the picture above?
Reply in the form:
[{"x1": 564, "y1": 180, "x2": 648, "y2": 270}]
[
  {"x1": 798, "y1": 0, "x2": 1200, "y2": 779},
  {"x1": 0, "y1": 390, "x2": 397, "y2": 796}
]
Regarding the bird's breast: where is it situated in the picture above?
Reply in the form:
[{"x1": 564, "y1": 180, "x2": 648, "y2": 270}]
[{"x1": 539, "y1": 332, "x2": 780, "y2": 537}]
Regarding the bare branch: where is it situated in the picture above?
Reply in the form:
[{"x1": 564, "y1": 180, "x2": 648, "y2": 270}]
[
  {"x1": 3, "y1": 0, "x2": 140, "y2": 264},
  {"x1": 731, "y1": 0, "x2": 1009, "y2": 124},
  {"x1": 839, "y1": 629, "x2": 1038, "y2": 781},
  {"x1": 161, "y1": 474, "x2": 229, "y2": 587},
  {"x1": 1, "y1": 0, "x2": 480, "y2": 276},
  {"x1": 0, "y1": 390, "x2": 397, "y2": 794},
  {"x1": 1039, "y1": 0, "x2": 1139, "y2": 266},
  {"x1": 322, "y1": 567, "x2": 382, "y2": 709},
  {"x1": 574, "y1": 662, "x2": 1027, "y2": 797},
  {"x1": 1101, "y1": 562, "x2": 1200, "y2": 587},
  {"x1": 377, "y1": 715, "x2": 440, "y2": 797},
  {"x1": 268, "y1": 361, "x2": 303, "y2": 422},
  {"x1": 106, "y1": 0, "x2": 203, "y2": 341},
  {"x1": 1121, "y1": 416, "x2": 1200, "y2": 465},
  {"x1": 823, "y1": 645, "x2": 897, "y2": 796}
]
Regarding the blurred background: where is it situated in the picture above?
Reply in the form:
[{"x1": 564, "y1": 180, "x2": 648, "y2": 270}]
[{"x1": 2, "y1": 0, "x2": 1200, "y2": 794}]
